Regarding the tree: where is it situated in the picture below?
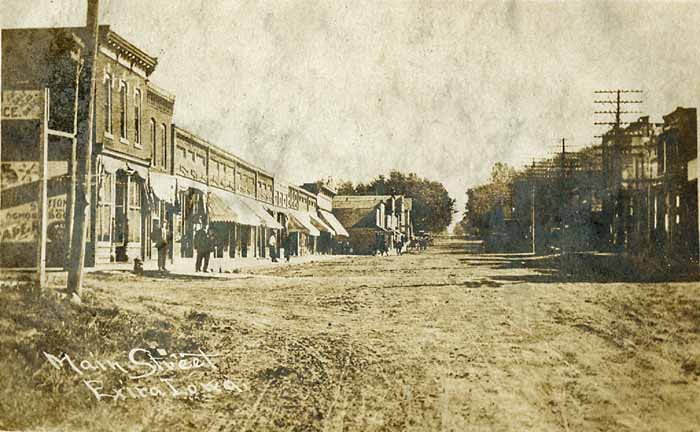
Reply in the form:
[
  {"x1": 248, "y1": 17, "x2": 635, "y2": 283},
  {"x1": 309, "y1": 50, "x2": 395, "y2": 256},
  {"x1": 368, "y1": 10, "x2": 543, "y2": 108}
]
[
  {"x1": 465, "y1": 163, "x2": 516, "y2": 235},
  {"x1": 333, "y1": 171, "x2": 456, "y2": 233}
]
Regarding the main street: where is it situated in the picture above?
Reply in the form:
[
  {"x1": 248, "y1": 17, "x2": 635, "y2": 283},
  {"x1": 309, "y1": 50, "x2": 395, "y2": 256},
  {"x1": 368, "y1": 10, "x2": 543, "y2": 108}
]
[{"x1": 3, "y1": 237, "x2": 700, "y2": 431}]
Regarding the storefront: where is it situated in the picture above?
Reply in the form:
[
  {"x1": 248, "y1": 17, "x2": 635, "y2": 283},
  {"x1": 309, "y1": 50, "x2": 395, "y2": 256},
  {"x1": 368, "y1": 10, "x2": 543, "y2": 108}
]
[
  {"x1": 309, "y1": 211, "x2": 335, "y2": 254},
  {"x1": 287, "y1": 210, "x2": 320, "y2": 256},
  {"x1": 208, "y1": 188, "x2": 263, "y2": 259},
  {"x1": 175, "y1": 177, "x2": 208, "y2": 259},
  {"x1": 319, "y1": 209, "x2": 350, "y2": 254},
  {"x1": 92, "y1": 155, "x2": 149, "y2": 264},
  {"x1": 148, "y1": 171, "x2": 177, "y2": 265},
  {"x1": 239, "y1": 195, "x2": 283, "y2": 258}
]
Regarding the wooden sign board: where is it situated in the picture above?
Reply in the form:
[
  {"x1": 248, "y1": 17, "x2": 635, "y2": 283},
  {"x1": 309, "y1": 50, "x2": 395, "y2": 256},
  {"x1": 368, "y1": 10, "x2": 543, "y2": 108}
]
[{"x1": 1, "y1": 90, "x2": 43, "y2": 120}]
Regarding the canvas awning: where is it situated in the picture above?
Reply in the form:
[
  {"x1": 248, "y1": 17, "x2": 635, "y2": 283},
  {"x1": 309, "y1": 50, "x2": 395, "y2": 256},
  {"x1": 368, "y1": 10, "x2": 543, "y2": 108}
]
[
  {"x1": 287, "y1": 210, "x2": 320, "y2": 236},
  {"x1": 99, "y1": 155, "x2": 149, "y2": 179},
  {"x1": 319, "y1": 210, "x2": 349, "y2": 237},
  {"x1": 208, "y1": 189, "x2": 261, "y2": 226},
  {"x1": 176, "y1": 176, "x2": 208, "y2": 193},
  {"x1": 309, "y1": 211, "x2": 335, "y2": 235},
  {"x1": 99, "y1": 155, "x2": 127, "y2": 174},
  {"x1": 127, "y1": 162, "x2": 149, "y2": 180},
  {"x1": 240, "y1": 196, "x2": 283, "y2": 230},
  {"x1": 264, "y1": 203, "x2": 289, "y2": 216},
  {"x1": 150, "y1": 172, "x2": 177, "y2": 204}
]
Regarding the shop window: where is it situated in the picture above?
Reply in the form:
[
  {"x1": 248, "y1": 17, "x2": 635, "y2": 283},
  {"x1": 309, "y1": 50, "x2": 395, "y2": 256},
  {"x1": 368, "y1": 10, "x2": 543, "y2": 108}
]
[
  {"x1": 97, "y1": 173, "x2": 112, "y2": 242},
  {"x1": 128, "y1": 180, "x2": 142, "y2": 243}
]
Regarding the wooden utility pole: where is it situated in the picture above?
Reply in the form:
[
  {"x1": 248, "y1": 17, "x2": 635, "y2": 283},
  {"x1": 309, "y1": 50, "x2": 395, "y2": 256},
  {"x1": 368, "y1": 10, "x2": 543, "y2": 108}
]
[
  {"x1": 531, "y1": 183, "x2": 536, "y2": 255},
  {"x1": 65, "y1": 49, "x2": 83, "y2": 265},
  {"x1": 594, "y1": 89, "x2": 643, "y2": 249},
  {"x1": 67, "y1": 0, "x2": 100, "y2": 297},
  {"x1": 0, "y1": 28, "x2": 3, "y2": 232}
]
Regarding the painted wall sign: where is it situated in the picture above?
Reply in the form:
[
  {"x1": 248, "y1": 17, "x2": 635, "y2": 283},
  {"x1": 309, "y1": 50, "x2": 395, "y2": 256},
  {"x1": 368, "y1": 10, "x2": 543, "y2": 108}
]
[
  {"x1": 0, "y1": 161, "x2": 68, "y2": 243},
  {"x1": 1, "y1": 90, "x2": 43, "y2": 120}
]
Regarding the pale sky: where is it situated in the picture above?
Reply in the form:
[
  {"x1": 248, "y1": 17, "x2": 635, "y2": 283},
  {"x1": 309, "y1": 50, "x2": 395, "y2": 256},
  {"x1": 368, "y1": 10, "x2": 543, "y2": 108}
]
[{"x1": 4, "y1": 1, "x2": 700, "y2": 221}]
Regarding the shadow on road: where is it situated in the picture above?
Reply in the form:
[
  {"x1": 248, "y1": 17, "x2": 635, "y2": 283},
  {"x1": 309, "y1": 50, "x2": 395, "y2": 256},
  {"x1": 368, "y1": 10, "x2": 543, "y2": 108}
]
[
  {"x1": 89, "y1": 269, "x2": 233, "y2": 282},
  {"x1": 461, "y1": 252, "x2": 700, "y2": 284}
]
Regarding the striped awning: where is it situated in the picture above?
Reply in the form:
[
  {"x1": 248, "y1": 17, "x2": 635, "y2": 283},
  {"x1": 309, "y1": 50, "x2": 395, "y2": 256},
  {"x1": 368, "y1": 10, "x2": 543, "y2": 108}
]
[
  {"x1": 319, "y1": 210, "x2": 349, "y2": 237},
  {"x1": 208, "y1": 189, "x2": 261, "y2": 226},
  {"x1": 287, "y1": 210, "x2": 320, "y2": 236},
  {"x1": 309, "y1": 211, "x2": 335, "y2": 235},
  {"x1": 240, "y1": 196, "x2": 283, "y2": 230}
]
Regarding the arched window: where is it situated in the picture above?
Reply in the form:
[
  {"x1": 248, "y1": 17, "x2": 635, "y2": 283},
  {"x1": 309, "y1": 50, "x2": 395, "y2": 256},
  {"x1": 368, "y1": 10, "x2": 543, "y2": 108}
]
[
  {"x1": 161, "y1": 123, "x2": 168, "y2": 169},
  {"x1": 134, "y1": 89, "x2": 142, "y2": 145},
  {"x1": 104, "y1": 74, "x2": 112, "y2": 134},
  {"x1": 119, "y1": 81, "x2": 127, "y2": 140},
  {"x1": 150, "y1": 118, "x2": 157, "y2": 165}
]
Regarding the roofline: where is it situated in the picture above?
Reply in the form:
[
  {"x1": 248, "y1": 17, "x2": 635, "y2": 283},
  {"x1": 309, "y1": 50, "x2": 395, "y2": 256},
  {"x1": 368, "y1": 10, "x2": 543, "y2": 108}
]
[
  {"x1": 100, "y1": 25, "x2": 158, "y2": 75},
  {"x1": 147, "y1": 82, "x2": 176, "y2": 104},
  {"x1": 334, "y1": 194, "x2": 404, "y2": 200},
  {"x1": 172, "y1": 124, "x2": 275, "y2": 178},
  {"x1": 294, "y1": 186, "x2": 317, "y2": 199}
]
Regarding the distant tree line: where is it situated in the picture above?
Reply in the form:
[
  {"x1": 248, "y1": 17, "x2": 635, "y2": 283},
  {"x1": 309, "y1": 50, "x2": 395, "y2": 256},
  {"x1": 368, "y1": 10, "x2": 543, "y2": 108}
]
[{"x1": 336, "y1": 170, "x2": 455, "y2": 234}]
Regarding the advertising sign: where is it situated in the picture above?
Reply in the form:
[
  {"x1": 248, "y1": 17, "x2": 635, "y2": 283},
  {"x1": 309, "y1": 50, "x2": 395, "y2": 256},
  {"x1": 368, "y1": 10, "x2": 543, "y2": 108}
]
[{"x1": 1, "y1": 90, "x2": 43, "y2": 120}]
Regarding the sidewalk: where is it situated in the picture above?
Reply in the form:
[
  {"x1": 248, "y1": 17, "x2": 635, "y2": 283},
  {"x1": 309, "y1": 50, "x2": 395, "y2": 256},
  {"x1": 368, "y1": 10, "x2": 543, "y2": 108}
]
[{"x1": 86, "y1": 253, "x2": 350, "y2": 279}]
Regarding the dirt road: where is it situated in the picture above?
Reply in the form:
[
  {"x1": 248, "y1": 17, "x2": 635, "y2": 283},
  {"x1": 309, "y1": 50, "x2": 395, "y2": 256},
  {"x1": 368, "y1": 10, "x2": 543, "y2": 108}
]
[{"x1": 2, "y1": 237, "x2": 700, "y2": 431}]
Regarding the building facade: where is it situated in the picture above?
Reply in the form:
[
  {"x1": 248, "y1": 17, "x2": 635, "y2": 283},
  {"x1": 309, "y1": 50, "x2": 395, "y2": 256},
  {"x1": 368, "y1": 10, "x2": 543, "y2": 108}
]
[
  {"x1": 2, "y1": 25, "x2": 352, "y2": 273},
  {"x1": 89, "y1": 26, "x2": 160, "y2": 266}
]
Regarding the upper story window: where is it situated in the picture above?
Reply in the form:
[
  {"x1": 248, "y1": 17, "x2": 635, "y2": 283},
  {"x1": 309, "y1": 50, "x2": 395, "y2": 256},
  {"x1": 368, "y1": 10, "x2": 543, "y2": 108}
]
[
  {"x1": 150, "y1": 119, "x2": 157, "y2": 165},
  {"x1": 104, "y1": 74, "x2": 113, "y2": 134},
  {"x1": 119, "y1": 81, "x2": 128, "y2": 140},
  {"x1": 134, "y1": 89, "x2": 142, "y2": 145},
  {"x1": 161, "y1": 124, "x2": 167, "y2": 169}
]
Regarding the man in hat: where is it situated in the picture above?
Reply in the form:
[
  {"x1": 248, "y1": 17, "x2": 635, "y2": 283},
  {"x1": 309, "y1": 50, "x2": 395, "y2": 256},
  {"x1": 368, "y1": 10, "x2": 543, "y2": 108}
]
[{"x1": 194, "y1": 224, "x2": 210, "y2": 272}]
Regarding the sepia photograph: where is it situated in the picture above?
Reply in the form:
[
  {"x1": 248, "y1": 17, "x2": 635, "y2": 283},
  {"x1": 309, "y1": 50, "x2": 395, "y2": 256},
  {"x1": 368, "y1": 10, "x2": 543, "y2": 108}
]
[{"x1": 2, "y1": 0, "x2": 700, "y2": 430}]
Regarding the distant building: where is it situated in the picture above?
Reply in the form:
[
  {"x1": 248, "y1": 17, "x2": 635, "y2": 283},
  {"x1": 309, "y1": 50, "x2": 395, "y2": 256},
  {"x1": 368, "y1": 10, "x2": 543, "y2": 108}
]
[
  {"x1": 302, "y1": 182, "x2": 350, "y2": 254},
  {"x1": 332, "y1": 195, "x2": 412, "y2": 255},
  {"x1": 652, "y1": 107, "x2": 698, "y2": 265}
]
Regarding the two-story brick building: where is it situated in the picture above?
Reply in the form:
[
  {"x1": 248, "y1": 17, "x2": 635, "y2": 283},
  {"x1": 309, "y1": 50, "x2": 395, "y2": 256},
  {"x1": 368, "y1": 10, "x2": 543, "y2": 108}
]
[{"x1": 88, "y1": 26, "x2": 167, "y2": 266}]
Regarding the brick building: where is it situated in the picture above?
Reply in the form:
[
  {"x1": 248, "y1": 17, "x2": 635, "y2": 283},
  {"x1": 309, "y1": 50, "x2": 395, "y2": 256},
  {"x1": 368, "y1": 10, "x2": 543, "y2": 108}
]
[{"x1": 88, "y1": 26, "x2": 166, "y2": 266}]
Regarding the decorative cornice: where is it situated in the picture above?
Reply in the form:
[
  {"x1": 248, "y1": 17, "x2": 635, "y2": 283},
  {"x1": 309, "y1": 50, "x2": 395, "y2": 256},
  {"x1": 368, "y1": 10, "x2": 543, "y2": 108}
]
[{"x1": 99, "y1": 26, "x2": 158, "y2": 76}]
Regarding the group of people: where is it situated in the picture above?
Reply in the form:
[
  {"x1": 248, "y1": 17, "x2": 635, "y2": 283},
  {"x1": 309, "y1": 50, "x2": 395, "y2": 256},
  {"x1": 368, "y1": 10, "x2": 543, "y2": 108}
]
[
  {"x1": 374, "y1": 232, "x2": 406, "y2": 256},
  {"x1": 152, "y1": 219, "x2": 298, "y2": 274}
]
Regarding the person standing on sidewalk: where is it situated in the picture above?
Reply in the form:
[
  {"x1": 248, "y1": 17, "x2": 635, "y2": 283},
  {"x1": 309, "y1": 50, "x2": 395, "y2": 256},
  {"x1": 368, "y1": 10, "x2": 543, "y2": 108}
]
[
  {"x1": 284, "y1": 233, "x2": 292, "y2": 262},
  {"x1": 269, "y1": 232, "x2": 278, "y2": 262},
  {"x1": 205, "y1": 226, "x2": 215, "y2": 272},
  {"x1": 194, "y1": 225, "x2": 210, "y2": 272},
  {"x1": 151, "y1": 220, "x2": 169, "y2": 272}
]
